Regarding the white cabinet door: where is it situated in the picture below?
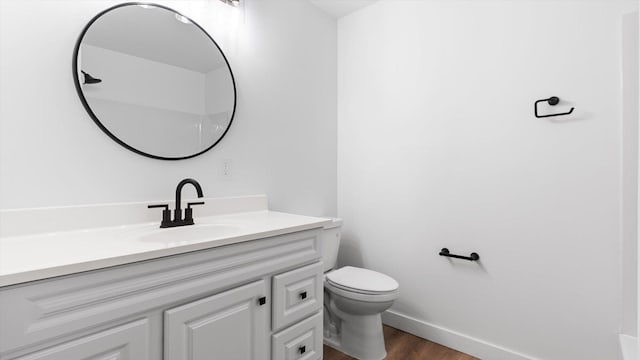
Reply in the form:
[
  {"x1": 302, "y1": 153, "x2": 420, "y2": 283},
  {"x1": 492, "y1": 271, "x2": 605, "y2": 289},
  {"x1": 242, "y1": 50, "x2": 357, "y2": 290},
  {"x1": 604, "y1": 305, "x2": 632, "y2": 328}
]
[
  {"x1": 164, "y1": 280, "x2": 268, "y2": 360},
  {"x1": 14, "y1": 319, "x2": 149, "y2": 360}
]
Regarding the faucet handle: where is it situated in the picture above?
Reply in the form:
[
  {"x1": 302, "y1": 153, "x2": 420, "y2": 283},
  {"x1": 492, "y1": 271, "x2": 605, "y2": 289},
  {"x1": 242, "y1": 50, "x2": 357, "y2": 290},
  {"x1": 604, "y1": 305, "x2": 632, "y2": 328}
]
[
  {"x1": 148, "y1": 204, "x2": 169, "y2": 210},
  {"x1": 148, "y1": 204, "x2": 171, "y2": 228},
  {"x1": 187, "y1": 201, "x2": 205, "y2": 209},
  {"x1": 184, "y1": 202, "x2": 205, "y2": 225}
]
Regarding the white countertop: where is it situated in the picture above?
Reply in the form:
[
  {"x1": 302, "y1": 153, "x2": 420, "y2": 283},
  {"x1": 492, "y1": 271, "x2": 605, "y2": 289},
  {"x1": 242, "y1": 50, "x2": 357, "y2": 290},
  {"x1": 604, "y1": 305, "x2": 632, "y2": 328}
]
[{"x1": 0, "y1": 196, "x2": 331, "y2": 287}]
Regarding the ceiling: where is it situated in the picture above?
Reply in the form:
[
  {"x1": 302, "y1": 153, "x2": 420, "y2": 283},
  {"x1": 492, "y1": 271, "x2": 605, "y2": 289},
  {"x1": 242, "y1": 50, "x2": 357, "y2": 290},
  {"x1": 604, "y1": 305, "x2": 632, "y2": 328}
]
[{"x1": 308, "y1": 0, "x2": 380, "y2": 18}]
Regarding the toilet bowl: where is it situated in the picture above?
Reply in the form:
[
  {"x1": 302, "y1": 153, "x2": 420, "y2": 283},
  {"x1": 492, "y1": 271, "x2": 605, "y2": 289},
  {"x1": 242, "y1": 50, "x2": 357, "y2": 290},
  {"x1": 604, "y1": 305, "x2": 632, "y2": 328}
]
[{"x1": 322, "y1": 219, "x2": 399, "y2": 360}]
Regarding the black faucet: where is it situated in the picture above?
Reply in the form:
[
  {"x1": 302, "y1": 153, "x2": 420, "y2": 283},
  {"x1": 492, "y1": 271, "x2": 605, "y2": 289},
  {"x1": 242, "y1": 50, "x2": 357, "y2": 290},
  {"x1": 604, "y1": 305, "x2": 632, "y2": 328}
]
[{"x1": 148, "y1": 178, "x2": 205, "y2": 228}]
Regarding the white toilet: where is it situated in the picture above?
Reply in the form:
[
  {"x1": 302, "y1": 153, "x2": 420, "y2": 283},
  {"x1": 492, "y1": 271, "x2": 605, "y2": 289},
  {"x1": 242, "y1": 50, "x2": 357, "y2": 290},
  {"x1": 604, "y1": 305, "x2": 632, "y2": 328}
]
[{"x1": 322, "y1": 218, "x2": 400, "y2": 360}]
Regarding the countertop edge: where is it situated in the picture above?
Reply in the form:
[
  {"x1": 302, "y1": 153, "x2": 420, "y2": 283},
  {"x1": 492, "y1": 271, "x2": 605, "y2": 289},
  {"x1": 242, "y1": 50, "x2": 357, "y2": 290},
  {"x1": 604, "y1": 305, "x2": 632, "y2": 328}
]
[{"x1": 0, "y1": 219, "x2": 329, "y2": 288}]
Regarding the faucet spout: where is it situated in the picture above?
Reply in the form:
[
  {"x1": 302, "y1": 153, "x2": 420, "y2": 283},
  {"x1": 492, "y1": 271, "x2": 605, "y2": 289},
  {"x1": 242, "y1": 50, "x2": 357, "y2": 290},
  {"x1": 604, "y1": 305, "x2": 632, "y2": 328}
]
[
  {"x1": 174, "y1": 178, "x2": 204, "y2": 222},
  {"x1": 149, "y1": 178, "x2": 205, "y2": 228}
]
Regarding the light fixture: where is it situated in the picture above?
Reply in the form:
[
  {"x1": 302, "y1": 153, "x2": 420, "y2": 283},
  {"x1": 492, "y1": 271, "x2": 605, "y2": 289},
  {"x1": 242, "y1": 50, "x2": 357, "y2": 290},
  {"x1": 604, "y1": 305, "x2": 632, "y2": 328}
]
[{"x1": 81, "y1": 70, "x2": 102, "y2": 85}]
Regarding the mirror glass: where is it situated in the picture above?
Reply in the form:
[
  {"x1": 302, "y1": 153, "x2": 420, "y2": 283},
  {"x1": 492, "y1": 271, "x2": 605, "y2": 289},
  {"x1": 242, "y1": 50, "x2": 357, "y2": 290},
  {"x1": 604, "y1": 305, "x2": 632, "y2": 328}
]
[{"x1": 74, "y1": 3, "x2": 236, "y2": 160}]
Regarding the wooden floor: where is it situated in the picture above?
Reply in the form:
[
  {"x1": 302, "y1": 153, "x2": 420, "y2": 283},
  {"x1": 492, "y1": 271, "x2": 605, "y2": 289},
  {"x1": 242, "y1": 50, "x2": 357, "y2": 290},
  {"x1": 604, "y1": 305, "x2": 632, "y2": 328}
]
[{"x1": 323, "y1": 325, "x2": 478, "y2": 360}]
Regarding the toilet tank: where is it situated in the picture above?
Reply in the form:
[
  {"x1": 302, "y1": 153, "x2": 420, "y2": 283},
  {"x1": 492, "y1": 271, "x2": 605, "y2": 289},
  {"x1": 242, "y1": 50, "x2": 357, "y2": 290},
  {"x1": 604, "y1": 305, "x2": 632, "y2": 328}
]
[{"x1": 322, "y1": 218, "x2": 343, "y2": 272}]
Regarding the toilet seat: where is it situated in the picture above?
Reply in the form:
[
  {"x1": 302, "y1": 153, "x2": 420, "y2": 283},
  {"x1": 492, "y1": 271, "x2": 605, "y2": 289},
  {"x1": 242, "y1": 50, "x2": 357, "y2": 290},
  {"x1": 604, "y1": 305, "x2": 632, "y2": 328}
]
[
  {"x1": 326, "y1": 266, "x2": 399, "y2": 293},
  {"x1": 327, "y1": 281, "x2": 393, "y2": 295},
  {"x1": 325, "y1": 266, "x2": 399, "y2": 302}
]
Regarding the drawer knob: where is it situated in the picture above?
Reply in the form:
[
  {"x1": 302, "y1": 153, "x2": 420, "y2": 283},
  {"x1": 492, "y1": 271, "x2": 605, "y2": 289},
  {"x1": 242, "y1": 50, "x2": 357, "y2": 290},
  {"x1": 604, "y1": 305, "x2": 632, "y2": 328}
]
[
  {"x1": 299, "y1": 291, "x2": 307, "y2": 300},
  {"x1": 258, "y1": 296, "x2": 267, "y2": 306},
  {"x1": 298, "y1": 345, "x2": 306, "y2": 354}
]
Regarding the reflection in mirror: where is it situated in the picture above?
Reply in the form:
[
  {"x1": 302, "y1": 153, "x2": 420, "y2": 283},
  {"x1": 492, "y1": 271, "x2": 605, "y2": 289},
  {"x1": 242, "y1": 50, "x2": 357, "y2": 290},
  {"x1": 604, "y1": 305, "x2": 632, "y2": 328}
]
[{"x1": 74, "y1": 3, "x2": 236, "y2": 160}]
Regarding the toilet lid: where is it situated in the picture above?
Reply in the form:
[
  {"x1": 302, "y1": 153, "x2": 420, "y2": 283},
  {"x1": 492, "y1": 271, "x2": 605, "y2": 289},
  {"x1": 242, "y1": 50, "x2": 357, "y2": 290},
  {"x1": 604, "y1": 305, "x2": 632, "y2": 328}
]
[{"x1": 326, "y1": 266, "x2": 399, "y2": 293}]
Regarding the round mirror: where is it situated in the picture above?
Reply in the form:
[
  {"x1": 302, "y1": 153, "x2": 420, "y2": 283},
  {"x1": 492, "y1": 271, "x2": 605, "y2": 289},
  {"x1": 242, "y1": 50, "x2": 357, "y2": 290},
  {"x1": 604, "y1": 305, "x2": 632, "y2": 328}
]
[{"x1": 73, "y1": 3, "x2": 236, "y2": 160}]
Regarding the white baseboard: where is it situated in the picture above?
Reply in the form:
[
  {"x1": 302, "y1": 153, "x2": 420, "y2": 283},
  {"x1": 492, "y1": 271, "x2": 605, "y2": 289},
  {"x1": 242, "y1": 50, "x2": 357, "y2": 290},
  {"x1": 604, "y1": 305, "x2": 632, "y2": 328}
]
[
  {"x1": 382, "y1": 310, "x2": 538, "y2": 360},
  {"x1": 619, "y1": 334, "x2": 639, "y2": 360}
]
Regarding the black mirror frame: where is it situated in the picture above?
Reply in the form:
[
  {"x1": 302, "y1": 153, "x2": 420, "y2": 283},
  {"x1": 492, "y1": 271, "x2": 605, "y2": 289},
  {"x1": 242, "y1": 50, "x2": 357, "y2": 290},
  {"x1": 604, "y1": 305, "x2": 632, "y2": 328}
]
[{"x1": 72, "y1": 2, "x2": 237, "y2": 161}]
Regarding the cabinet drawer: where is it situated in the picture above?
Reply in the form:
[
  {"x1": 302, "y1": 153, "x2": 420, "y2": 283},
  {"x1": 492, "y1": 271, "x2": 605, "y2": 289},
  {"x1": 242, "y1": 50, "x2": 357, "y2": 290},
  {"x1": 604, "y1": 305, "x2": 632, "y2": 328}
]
[
  {"x1": 272, "y1": 312, "x2": 322, "y2": 360},
  {"x1": 11, "y1": 319, "x2": 149, "y2": 360},
  {"x1": 272, "y1": 262, "x2": 323, "y2": 330}
]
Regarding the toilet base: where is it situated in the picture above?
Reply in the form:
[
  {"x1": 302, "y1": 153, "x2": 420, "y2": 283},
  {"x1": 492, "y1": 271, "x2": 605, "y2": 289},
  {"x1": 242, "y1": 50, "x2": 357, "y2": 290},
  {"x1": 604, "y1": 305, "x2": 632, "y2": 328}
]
[{"x1": 324, "y1": 298, "x2": 387, "y2": 360}]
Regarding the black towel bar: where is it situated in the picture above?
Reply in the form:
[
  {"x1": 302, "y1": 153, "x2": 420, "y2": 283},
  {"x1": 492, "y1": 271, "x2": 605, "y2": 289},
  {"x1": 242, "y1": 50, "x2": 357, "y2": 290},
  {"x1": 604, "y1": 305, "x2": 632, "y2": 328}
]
[{"x1": 439, "y1": 248, "x2": 480, "y2": 261}]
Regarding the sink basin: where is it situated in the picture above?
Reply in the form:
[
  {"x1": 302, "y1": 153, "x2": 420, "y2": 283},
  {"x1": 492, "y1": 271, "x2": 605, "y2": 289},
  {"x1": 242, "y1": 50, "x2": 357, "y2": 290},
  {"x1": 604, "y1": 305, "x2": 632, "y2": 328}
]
[{"x1": 139, "y1": 223, "x2": 242, "y2": 245}]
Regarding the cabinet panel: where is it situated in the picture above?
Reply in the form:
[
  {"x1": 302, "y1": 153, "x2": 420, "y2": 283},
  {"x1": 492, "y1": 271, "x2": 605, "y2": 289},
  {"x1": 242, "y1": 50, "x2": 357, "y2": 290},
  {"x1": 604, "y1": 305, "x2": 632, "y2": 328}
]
[
  {"x1": 272, "y1": 312, "x2": 322, "y2": 360},
  {"x1": 164, "y1": 280, "x2": 267, "y2": 360},
  {"x1": 272, "y1": 262, "x2": 323, "y2": 331},
  {"x1": 12, "y1": 319, "x2": 149, "y2": 360}
]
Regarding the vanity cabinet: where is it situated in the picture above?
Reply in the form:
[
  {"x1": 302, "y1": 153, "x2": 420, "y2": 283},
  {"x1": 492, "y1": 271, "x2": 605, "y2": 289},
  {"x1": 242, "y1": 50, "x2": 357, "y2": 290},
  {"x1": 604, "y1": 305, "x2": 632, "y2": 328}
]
[{"x1": 0, "y1": 229, "x2": 323, "y2": 360}]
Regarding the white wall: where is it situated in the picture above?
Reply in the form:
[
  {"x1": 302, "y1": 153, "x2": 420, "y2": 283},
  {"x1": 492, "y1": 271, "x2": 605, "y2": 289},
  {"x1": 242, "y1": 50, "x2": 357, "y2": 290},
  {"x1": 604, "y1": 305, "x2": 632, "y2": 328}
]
[
  {"x1": 622, "y1": 10, "x2": 639, "y2": 338},
  {"x1": 637, "y1": 0, "x2": 640, "y2": 351},
  {"x1": 0, "y1": 0, "x2": 337, "y2": 216},
  {"x1": 338, "y1": 1, "x2": 637, "y2": 359}
]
